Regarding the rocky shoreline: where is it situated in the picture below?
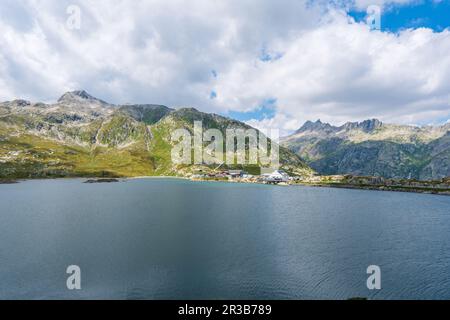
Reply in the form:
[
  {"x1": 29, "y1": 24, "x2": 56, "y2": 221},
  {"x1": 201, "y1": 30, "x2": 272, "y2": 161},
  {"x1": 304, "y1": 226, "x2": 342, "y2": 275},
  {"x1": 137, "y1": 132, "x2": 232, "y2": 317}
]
[
  {"x1": 295, "y1": 182, "x2": 450, "y2": 196},
  {"x1": 2, "y1": 175, "x2": 449, "y2": 196},
  {"x1": 84, "y1": 178, "x2": 120, "y2": 183},
  {"x1": 0, "y1": 179, "x2": 18, "y2": 184},
  {"x1": 294, "y1": 175, "x2": 450, "y2": 196},
  {"x1": 191, "y1": 174, "x2": 450, "y2": 196}
]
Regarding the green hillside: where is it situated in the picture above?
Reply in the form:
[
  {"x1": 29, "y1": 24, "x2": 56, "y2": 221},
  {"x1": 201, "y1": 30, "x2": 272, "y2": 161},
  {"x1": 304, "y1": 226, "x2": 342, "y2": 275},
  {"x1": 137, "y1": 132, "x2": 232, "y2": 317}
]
[{"x1": 0, "y1": 91, "x2": 313, "y2": 179}]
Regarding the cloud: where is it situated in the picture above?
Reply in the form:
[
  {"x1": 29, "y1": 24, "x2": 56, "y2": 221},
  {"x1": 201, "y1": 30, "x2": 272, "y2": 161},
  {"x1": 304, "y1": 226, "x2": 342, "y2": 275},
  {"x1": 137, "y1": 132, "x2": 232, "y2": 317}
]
[
  {"x1": 307, "y1": 0, "x2": 418, "y2": 12},
  {"x1": 0, "y1": 0, "x2": 449, "y2": 133},
  {"x1": 0, "y1": 0, "x2": 321, "y2": 102},
  {"x1": 211, "y1": 11, "x2": 450, "y2": 129}
]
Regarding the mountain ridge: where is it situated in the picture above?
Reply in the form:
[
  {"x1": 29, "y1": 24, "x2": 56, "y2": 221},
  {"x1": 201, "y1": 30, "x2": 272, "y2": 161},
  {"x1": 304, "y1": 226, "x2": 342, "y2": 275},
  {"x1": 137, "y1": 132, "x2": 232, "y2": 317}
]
[
  {"x1": 0, "y1": 91, "x2": 312, "y2": 179},
  {"x1": 282, "y1": 118, "x2": 450, "y2": 180}
]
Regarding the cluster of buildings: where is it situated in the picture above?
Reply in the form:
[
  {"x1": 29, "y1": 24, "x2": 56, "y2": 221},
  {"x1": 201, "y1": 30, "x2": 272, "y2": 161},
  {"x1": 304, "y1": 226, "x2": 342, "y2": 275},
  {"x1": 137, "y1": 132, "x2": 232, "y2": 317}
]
[{"x1": 190, "y1": 168, "x2": 291, "y2": 184}]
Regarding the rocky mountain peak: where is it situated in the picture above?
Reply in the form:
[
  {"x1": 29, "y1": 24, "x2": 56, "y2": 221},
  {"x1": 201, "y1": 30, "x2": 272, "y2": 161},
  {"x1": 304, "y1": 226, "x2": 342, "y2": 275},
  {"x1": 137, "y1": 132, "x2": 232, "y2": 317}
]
[
  {"x1": 11, "y1": 99, "x2": 32, "y2": 107},
  {"x1": 296, "y1": 119, "x2": 333, "y2": 133},
  {"x1": 57, "y1": 90, "x2": 109, "y2": 105},
  {"x1": 342, "y1": 119, "x2": 382, "y2": 133},
  {"x1": 360, "y1": 119, "x2": 383, "y2": 132}
]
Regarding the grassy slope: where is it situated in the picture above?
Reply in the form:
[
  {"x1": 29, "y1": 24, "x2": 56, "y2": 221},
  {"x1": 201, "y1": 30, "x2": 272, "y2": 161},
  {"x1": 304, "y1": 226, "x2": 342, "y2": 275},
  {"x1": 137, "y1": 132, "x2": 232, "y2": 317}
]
[
  {"x1": 0, "y1": 107, "x2": 314, "y2": 179},
  {"x1": 0, "y1": 133, "x2": 155, "y2": 179}
]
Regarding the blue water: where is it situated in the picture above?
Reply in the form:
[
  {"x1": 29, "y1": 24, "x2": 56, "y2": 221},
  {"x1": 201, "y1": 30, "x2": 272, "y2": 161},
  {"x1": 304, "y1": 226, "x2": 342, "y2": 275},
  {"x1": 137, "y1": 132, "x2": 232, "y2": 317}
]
[{"x1": 0, "y1": 178, "x2": 449, "y2": 300}]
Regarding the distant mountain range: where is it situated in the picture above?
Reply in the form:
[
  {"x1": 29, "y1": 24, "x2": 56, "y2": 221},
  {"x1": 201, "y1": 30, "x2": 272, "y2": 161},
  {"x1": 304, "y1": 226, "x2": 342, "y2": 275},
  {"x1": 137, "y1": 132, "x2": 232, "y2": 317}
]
[
  {"x1": 2, "y1": 91, "x2": 449, "y2": 181},
  {"x1": 281, "y1": 119, "x2": 450, "y2": 180},
  {"x1": 0, "y1": 91, "x2": 311, "y2": 179}
]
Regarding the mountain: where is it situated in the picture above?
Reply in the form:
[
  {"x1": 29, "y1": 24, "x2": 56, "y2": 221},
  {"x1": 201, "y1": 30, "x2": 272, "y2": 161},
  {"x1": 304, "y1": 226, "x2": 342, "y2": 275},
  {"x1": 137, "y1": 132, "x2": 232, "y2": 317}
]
[
  {"x1": 57, "y1": 90, "x2": 109, "y2": 105},
  {"x1": 0, "y1": 91, "x2": 312, "y2": 179},
  {"x1": 281, "y1": 119, "x2": 450, "y2": 180}
]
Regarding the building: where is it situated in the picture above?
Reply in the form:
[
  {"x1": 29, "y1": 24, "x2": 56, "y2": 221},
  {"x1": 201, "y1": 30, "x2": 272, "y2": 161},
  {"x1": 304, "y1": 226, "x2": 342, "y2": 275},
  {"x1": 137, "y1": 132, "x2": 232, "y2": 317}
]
[
  {"x1": 262, "y1": 170, "x2": 290, "y2": 183},
  {"x1": 228, "y1": 170, "x2": 245, "y2": 178}
]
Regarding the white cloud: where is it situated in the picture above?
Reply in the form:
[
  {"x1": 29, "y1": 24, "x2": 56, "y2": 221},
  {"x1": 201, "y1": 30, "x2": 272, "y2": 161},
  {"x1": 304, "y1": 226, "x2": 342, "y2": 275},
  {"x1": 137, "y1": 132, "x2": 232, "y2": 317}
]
[
  {"x1": 0, "y1": 0, "x2": 449, "y2": 133},
  {"x1": 213, "y1": 12, "x2": 450, "y2": 129}
]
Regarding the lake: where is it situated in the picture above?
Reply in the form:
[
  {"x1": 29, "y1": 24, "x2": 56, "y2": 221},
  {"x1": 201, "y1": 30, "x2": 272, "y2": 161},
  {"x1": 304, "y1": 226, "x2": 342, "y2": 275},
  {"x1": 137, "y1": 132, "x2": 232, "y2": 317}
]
[{"x1": 0, "y1": 178, "x2": 450, "y2": 300}]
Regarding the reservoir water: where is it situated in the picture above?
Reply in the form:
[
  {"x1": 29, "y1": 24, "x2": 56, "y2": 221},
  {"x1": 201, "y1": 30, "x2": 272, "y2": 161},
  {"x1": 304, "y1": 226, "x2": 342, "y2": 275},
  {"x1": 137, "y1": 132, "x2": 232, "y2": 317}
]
[{"x1": 0, "y1": 178, "x2": 450, "y2": 299}]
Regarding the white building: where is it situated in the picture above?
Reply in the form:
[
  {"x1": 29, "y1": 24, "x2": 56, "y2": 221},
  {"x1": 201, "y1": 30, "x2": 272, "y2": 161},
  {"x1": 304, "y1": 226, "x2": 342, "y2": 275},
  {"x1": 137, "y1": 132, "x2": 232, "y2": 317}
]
[{"x1": 262, "y1": 170, "x2": 290, "y2": 183}]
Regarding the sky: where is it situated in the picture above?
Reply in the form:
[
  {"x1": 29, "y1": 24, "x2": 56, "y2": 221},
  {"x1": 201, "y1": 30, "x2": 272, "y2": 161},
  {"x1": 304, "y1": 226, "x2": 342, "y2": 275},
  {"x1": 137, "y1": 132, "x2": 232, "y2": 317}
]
[{"x1": 0, "y1": 0, "x2": 450, "y2": 134}]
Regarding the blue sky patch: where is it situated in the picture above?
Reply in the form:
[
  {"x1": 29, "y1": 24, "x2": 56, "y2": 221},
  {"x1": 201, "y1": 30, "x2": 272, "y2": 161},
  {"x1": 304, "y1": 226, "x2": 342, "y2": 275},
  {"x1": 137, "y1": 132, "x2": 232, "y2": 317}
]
[
  {"x1": 227, "y1": 98, "x2": 277, "y2": 121},
  {"x1": 349, "y1": 0, "x2": 450, "y2": 32},
  {"x1": 259, "y1": 46, "x2": 284, "y2": 62}
]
